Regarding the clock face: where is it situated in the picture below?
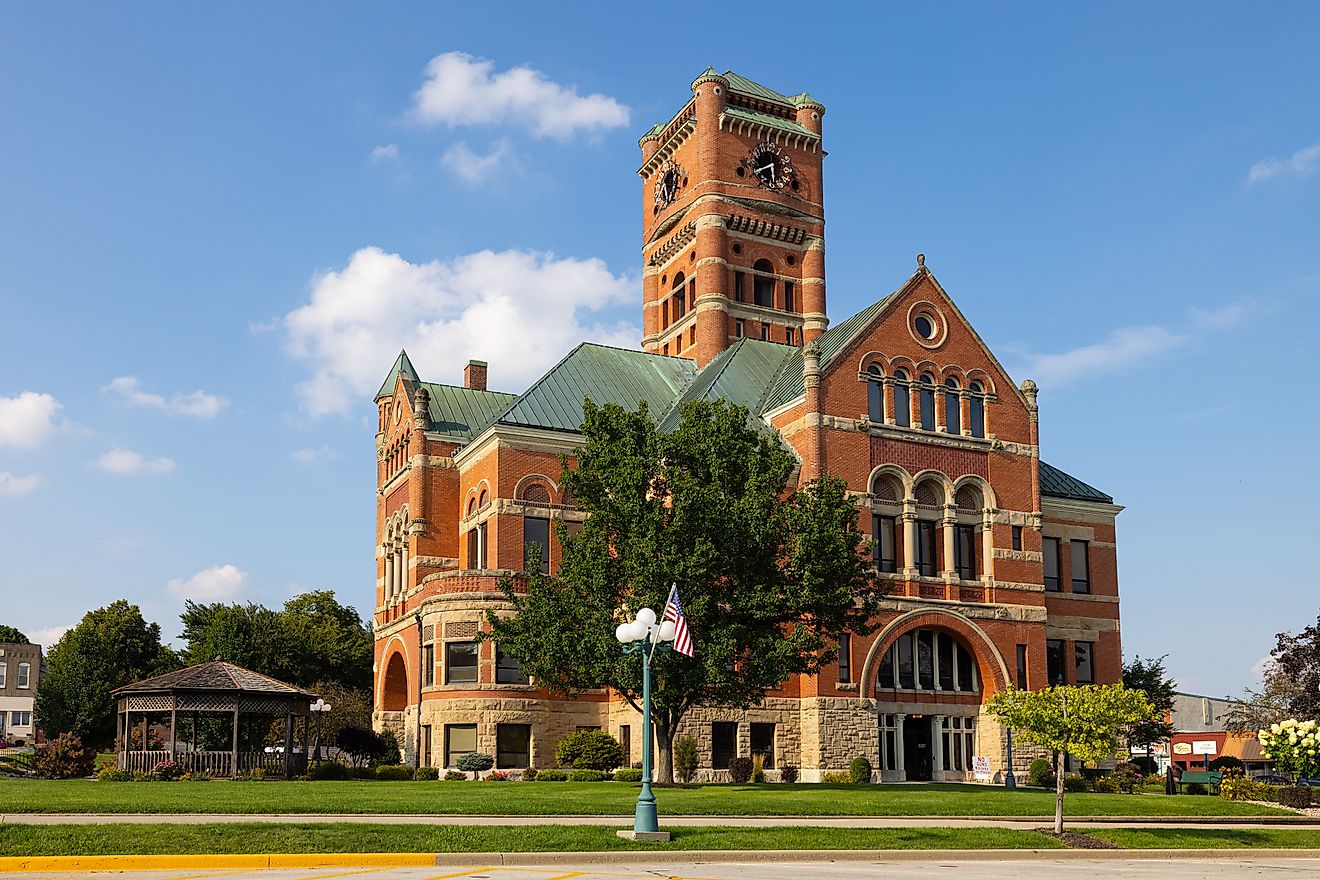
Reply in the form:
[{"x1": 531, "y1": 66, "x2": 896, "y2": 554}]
[
  {"x1": 653, "y1": 160, "x2": 683, "y2": 209},
  {"x1": 741, "y1": 141, "x2": 795, "y2": 191}
]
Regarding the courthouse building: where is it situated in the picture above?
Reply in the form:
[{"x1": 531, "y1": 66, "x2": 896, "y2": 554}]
[{"x1": 372, "y1": 69, "x2": 1123, "y2": 781}]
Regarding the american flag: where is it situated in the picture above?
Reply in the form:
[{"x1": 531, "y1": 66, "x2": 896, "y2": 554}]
[{"x1": 662, "y1": 583, "x2": 694, "y2": 657}]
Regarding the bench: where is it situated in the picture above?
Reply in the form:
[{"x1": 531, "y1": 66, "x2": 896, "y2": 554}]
[{"x1": 1176, "y1": 770, "x2": 1223, "y2": 794}]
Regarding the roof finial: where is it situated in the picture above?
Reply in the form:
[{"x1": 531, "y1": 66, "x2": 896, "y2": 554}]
[{"x1": 916, "y1": 253, "x2": 925, "y2": 269}]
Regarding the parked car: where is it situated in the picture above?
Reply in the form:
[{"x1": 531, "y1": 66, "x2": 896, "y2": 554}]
[
  {"x1": 1297, "y1": 777, "x2": 1320, "y2": 787},
  {"x1": 1253, "y1": 774, "x2": 1291, "y2": 785}
]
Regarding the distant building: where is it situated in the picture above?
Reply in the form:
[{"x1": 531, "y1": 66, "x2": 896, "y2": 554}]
[
  {"x1": 1168, "y1": 691, "x2": 1273, "y2": 776},
  {"x1": 0, "y1": 643, "x2": 42, "y2": 745}
]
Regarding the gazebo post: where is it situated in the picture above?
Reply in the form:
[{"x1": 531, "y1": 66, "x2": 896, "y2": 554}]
[
  {"x1": 170, "y1": 704, "x2": 178, "y2": 762},
  {"x1": 230, "y1": 704, "x2": 240, "y2": 777},
  {"x1": 284, "y1": 711, "x2": 294, "y2": 778},
  {"x1": 140, "y1": 714, "x2": 148, "y2": 761}
]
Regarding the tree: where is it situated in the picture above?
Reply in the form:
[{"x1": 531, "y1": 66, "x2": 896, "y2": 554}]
[
  {"x1": 987, "y1": 685, "x2": 1156, "y2": 834},
  {"x1": 555, "y1": 729, "x2": 625, "y2": 771},
  {"x1": 488, "y1": 398, "x2": 883, "y2": 783},
  {"x1": 0, "y1": 625, "x2": 30, "y2": 644},
  {"x1": 335, "y1": 724, "x2": 387, "y2": 767},
  {"x1": 35, "y1": 601, "x2": 178, "y2": 748},
  {"x1": 1224, "y1": 662, "x2": 1306, "y2": 733},
  {"x1": 1122, "y1": 654, "x2": 1176, "y2": 764},
  {"x1": 1266, "y1": 613, "x2": 1320, "y2": 720}
]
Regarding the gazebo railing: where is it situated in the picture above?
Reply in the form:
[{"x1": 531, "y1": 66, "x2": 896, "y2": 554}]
[{"x1": 121, "y1": 750, "x2": 308, "y2": 777}]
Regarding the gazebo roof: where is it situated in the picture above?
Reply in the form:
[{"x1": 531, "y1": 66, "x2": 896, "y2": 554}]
[{"x1": 112, "y1": 660, "x2": 316, "y2": 698}]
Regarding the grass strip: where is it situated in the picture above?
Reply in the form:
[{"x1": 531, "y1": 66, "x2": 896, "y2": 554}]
[
  {"x1": 1087, "y1": 828, "x2": 1320, "y2": 849},
  {"x1": 0, "y1": 823, "x2": 1064, "y2": 856},
  {"x1": 0, "y1": 780, "x2": 1291, "y2": 817}
]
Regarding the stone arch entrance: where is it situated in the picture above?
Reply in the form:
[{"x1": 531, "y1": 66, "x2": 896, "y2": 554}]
[{"x1": 381, "y1": 651, "x2": 409, "y2": 712}]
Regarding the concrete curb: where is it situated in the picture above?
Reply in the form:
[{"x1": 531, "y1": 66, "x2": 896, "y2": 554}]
[{"x1": 2, "y1": 849, "x2": 1320, "y2": 872}]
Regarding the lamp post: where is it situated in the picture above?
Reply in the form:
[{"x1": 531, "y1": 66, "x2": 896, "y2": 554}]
[
  {"x1": 310, "y1": 698, "x2": 332, "y2": 766},
  {"x1": 614, "y1": 606, "x2": 676, "y2": 840},
  {"x1": 1004, "y1": 726, "x2": 1017, "y2": 788}
]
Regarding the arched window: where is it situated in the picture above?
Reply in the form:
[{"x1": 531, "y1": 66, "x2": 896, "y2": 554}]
[
  {"x1": 892, "y1": 369, "x2": 911, "y2": 428},
  {"x1": 467, "y1": 497, "x2": 477, "y2": 517},
  {"x1": 876, "y1": 629, "x2": 980, "y2": 693},
  {"x1": 968, "y1": 382, "x2": 986, "y2": 438},
  {"x1": 865, "y1": 364, "x2": 884, "y2": 422},
  {"x1": 478, "y1": 489, "x2": 489, "y2": 508},
  {"x1": 918, "y1": 373, "x2": 936, "y2": 431},
  {"x1": 870, "y1": 473, "x2": 902, "y2": 574},
  {"x1": 944, "y1": 377, "x2": 961, "y2": 434},
  {"x1": 671, "y1": 272, "x2": 686, "y2": 319},
  {"x1": 753, "y1": 259, "x2": 774, "y2": 308},
  {"x1": 521, "y1": 483, "x2": 551, "y2": 504}
]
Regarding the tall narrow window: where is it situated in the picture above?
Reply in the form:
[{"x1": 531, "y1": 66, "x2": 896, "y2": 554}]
[
  {"x1": 1043, "y1": 537, "x2": 1061, "y2": 591},
  {"x1": 760, "y1": 324, "x2": 768, "y2": 341},
  {"x1": 897, "y1": 632, "x2": 915, "y2": 689},
  {"x1": 784, "y1": 281, "x2": 794, "y2": 311},
  {"x1": 955, "y1": 525, "x2": 977, "y2": 580},
  {"x1": 956, "y1": 642, "x2": 976, "y2": 691},
  {"x1": 838, "y1": 633, "x2": 852, "y2": 683},
  {"x1": 1074, "y1": 641, "x2": 1095, "y2": 684},
  {"x1": 420, "y1": 725, "x2": 432, "y2": 768},
  {"x1": 496, "y1": 644, "x2": 529, "y2": 684},
  {"x1": 1071, "y1": 540, "x2": 1090, "y2": 593},
  {"x1": 16, "y1": 662, "x2": 29, "y2": 689},
  {"x1": 445, "y1": 641, "x2": 479, "y2": 684},
  {"x1": 1016, "y1": 644, "x2": 1028, "y2": 689},
  {"x1": 735, "y1": 320, "x2": 744, "y2": 338},
  {"x1": 712, "y1": 721, "x2": 738, "y2": 770},
  {"x1": 619, "y1": 725, "x2": 632, "y2": 764},
  {"x1": 969, "y1": 382, "x2": 986, "y2": 438},
  {"x1": 750, "y1": 723, "x2": 776, "y2": 769},
  {"x1": 892, "y1": 369, "x2": 911, "y2": 427},
  {"x1": 523, "y1": 516, "x2": 550, "y2": 575},
  {"x1": 917, "y1": 520, "x2": 937, "y2": 577},
  {"x1": 1011, "y1": 525, "x2": 1023, "y2": 551},
  {"x1": 423, "y1": 643, "x2": 435, "y2": 687},
  {"x1": 937, "y1": 633, "x2": 955, "y2": 691},
  {"x1": 671, "y1": 272, "x2": 686, "y2": 318},
  {"x1": 944, "y1": 377, "x2": 961, "y2": 434},
  {"x1": 880, "y1": 714, "x2": 897, "y2": 771},
  {"x1": 919, "y1": 373, "x2": 936, "y2": 431},
  {"x1": 917, "y1": 629, "x2": 935, "y2": 690},
  {"x1": 0, "y1": 663, "x2": 5, "y2": 688},
  {"x1": 785, "y1": 327, "x2": 794, "y2": 345},
  {"x1": 1046, "y1": 639, "x2": 1066, "y2": 685},
  {"x1": 866, "y1": 364, "x2": 884, "y2": 422},
  {"x1": 753, "y1": 259, "x2": 774, "y2": 307},
  {"x1": 878, "y1": 641, "x2": 895, "y2": 690},
  {"x1": 874, "y1": 514, "x2": 897, "y2": 572},
  {"x1": 733, "y1": 271, "x2": 744, "y2": 302}
]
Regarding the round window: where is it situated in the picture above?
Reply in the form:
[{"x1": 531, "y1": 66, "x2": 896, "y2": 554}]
[{"x1": 914, "y1": 314, "x2": 937, "y2": 340}]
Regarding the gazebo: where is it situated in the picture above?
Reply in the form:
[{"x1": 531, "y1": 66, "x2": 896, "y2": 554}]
[{"x1": 112, "y1": 660, "x2": 319, "y2": 778}]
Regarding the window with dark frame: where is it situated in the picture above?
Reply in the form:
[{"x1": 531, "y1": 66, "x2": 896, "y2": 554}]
[
  {"x1": 1016, "y1": 643, "x2": 1028, "y2": 689},
  {"x1": 838, "y1": 633, "x2": 851, "y2": 683},
  {"x1": 760, "y1": 324, "x2": 768, "y2": 341},
  {"x1": 444, "y1": 724, "x2": 477, "y2": 767},
  {"x1": 1043, "y1": 537, "x2": 1061, "y2": 591},
  {"x1": 954, "y1": 525, "x2": 977, "y2": 580},
  {"x1": 866, "y1": 365, "x2": 884, "y2": 421},
  {"x1": 750, "y1": 722, "x2": 776, "y2": 769},
  {"x1": 873, "y1": 514, "x2": 897, "y2": 573},
  {"x1": 784, "y1": 281, "x2": 794, "y2": 311},
  {"x1": 423, "y1": 643, "x2": 435, "y2": 687},
  {"x1": 1074, "y1": 641, "x2": 1095, "y2": 684},
  {"x1": 495, "y1": 643, "x2": 529, "y2": 684},
  {"x1": 735, "y1": 320, "x2": 744, "y2": 338},
  {"x1": 753, "y1": 259, "x2": 775, "y2": 307},
  {"x1": 919, "y1": 374, "x2": 936, "y2": 431},
  {"x1": 711, "y1": 721, "x2": 738, "y2": 770},
  {"x1": 523, "y1": 515, "x2": 550, "y2": 574},
  {"x1": 496, "y1": 723, "x2": 531, "y2": 768},
  {"x1": 876, "y1": 630, "x2": 980, "y2": 694},
  {"x1": 944, "y1": 378, "x2": 961, "y2": 434},
  {"x1": 1012, "y1": 525, "x2": 1023, "y2": 551},
  {"x1": 420, "y1": 725, "x2": 432, "y2": 768},
  {"x1": 917, "y1": 520, "x2": 937, "y2": 576},
  {"x1": 1071, "y1": 540, "x2": 1090, "y2": 593},
  {"x1": 445, "y1": 641, "x2": 479, "y2": 684},
  {"x1": 733, "y1": 271, "x2": 744, "y2": 302},
  {"x1": 893, "y1": 369, "x2": 911, "y2": 427},
  {"x1": 620, "y1": 725, "x2": 632, "y2": 764},
  {"x1": 969, "y1": 382, "x2": 986, "y2": 438},
  {"x1": 1046, "y1": 639, "x2": 1066, "y2": 685}
]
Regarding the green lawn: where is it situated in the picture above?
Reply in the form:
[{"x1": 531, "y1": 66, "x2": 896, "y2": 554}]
[
  {"x1": 1091, "y1": 828, "x2": 1320, "y2": 849},
  {"x1": 0, "y1": 823, "x2": 1062, "y2": 856},
  {"x1": 0, "y1": 779, "x2": 1291, "y2": 817}
]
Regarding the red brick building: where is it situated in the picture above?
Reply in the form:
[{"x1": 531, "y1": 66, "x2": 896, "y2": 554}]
[{"x1": 372, "y1": 69, "x2": 1122, "y2": 782}]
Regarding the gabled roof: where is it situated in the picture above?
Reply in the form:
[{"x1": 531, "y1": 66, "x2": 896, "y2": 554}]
[
  {"x1": 723, "y1": 70, "x2": 793, "y2": 105},
  {"x1": 761, "y1": 295, "x2": 896, "y2": 413},
  {"x1": 1039, "y1": 461, "x2": 1114, "y2": 504},
  {"x1": 660, "y1": 339, "x2": 797, "y2": 432},
  {"x1": 721, "y1": 104, "x2": 817, "y2": 138},
  {"x1": 497, "y1": 343, "x2": 698, "y2": 433},
  {"x1": 111, "y1": 661, "x2": 315, "y2": 697},
  {"x1": 421, "y1": 383, "x2": 518, "y2": 442},
  {"x1": 375, "y1": 350, "x2": 420, "y2": 401}
]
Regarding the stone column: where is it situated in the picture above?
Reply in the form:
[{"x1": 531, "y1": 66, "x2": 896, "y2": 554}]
[
  {"x1": 894, "y1": 715, "x2": 906, "y2": 777},
  {"x1": 383, "y1": 549, "x2": 393, "y2": 605},
  {"x1": 801, "y1": 236, "x2": 828, "y2": 344},
  {"x1": 931, "y1": 716, "x2": 944, "y2": 780},
  {"x1": 941, "y1": 504, "x2": 957, "y2": 577},
  {"x1": 802, "y1": 341, "x2": 823, "y2": 481},
  {"x1": 901, "y1": 505, "x2": 918, "y2": 581},
  {"x1": 981, "y1": 511, "x2": 995, "y2": 582},
  {"x1": 400, "y1": 541, "x2": 409, "y2": 600}
]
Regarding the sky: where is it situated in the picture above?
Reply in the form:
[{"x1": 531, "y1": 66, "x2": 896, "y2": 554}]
[{"x1": 2, "y1": 2, "x2": 1318, "y2": 698}]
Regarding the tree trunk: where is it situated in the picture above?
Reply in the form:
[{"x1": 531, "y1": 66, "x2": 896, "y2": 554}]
[
  {"x1": 1054, "y1": 750, "x2": 1065, "y2": 835},
  {"x1": 655, "y1": 718, "x2": 674, "y2": 784}
]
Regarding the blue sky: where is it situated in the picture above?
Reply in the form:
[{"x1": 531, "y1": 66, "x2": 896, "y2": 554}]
[{"x1": 2, "y1": 2, "x2": 1318, "y2": 697}]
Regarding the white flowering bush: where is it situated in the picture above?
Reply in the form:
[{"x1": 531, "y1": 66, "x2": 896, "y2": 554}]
[{"x1": 1258, "y1": 719, "x2": 1320, "y2": 780}]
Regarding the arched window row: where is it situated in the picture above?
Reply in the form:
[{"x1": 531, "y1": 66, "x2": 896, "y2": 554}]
[
  {"x1": 867, "y1": 470, "x2": 994, "y2": 582},
  {"x1": 876, "y1": 628, "x2": 980, "y2": 693},
  {"x1": 661, "y1": 271, "x2": 697, "y2": 331},
  {"x1": 730, "y1": 258, "x2": 797, "y2": 313},
  {"x1": 381, "y1": 507, "x2": 410, "y2": 606},
  {"x1": 863, "y1": 363, "x2": 989, "y2": 439},
  {"x1": 384, "y1": 431, "x2": 412, "y2": 481}
]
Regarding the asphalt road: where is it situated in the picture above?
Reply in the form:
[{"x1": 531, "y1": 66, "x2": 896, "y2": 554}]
[{"x1": 6, "y1": 860, "x2": 1320, "y2": 880}]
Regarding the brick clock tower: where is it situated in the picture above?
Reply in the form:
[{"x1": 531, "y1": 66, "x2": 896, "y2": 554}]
[{"x1": 639, "y1": 69, "x2": 827, "y2": 366}]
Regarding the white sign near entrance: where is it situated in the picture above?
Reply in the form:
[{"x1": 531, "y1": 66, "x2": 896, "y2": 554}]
[
  {"x1": 1192, "y1": 740, "x2": 1218, "y2": 755},
  {"x1": 972, "y1": 756, "x2": 992, "y2": 782}
]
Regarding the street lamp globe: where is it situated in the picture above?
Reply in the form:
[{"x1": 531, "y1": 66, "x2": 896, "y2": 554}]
[
  {"x1": 658, "y1": 619, "x2": 676, "y2": 642},
  {"x1": 636, "y1": 607, "x2": 657, "y2": 628}
]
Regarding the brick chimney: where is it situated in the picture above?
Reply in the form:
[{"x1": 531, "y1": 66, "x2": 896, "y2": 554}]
[{"x1": 464, "y1": 360, "x2": 488, "y2": 391}]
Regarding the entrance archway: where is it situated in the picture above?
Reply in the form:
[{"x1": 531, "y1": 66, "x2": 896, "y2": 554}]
[{"x1": 381, "y1": 652, "x2": 409, "y2": 712}]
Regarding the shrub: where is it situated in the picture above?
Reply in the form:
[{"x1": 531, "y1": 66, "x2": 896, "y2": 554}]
[
  {"x1": 486, "y1": 771, "x2": 512, "y2": 781},
  {"x1": 1219, "y1": 775, "x2": 1274, "y2": 802},
  {"x1": 822, "y1": 771, "x2": 851, "y2": 784},
  {"x1": 1111, "y1": 762, "x2": 1142, "y2": 794},
  {"x1": 336, "y1": 725, "x2": 389, "y2": 767},
  {"x1": 95, "y1": 764, "x2": 134, "y2": 782},
  {"x1": 673, "y1": 736, "x2": 698, "y2": 784},
  {"x1": 377, "y1": 730, "x2": 402, "y2": 768},
  {"x1": 779, "y1": 764, "x2": 799, "y2": 784},
  {"x1": 1185, "y1": 782, "x2": 1208, "y2": 795},
  {"x1": 614, "y1": 767, "x2": 643, "y2": 783},
  {"x1": 456, "y1": 752, "x2": 494, "y2": 780},
  {"x1": 149, "y1": 760, "x2": 185, "y2": 782},
  {"x1": 1277, "y1": 786, "x2": 1313, "y2": 808},
  {"x1": 727, "y1": 757, "x2": 754, "y2": 783},
  {"x1": 415, "y1": 766, "x2": 439, "y2": 781},
  {"x1": 249, "y1": 767, "x2": 266, "y2": 781},
  {"x1": 1092, "y1": 775, "x2": 1120, "y2": 793},
  {"x1": 524, "y1": 767, "x2": 539, "y2": 782},
  {"x1": 444, "y1": 770, "x2": 468, "y2": 781},
  {"x1": 751, "y1": 754, "x2": 766, "y2": 784},
  {"x1": 1208, "y1": 755, "x2": 1244, "y2": 772},
  {"x1": 849, "y1": 755, "x2": 872, "y2": 784},
  {"x1": 554, "y1": 729, "x2": 624, "y2": 772},
  {"x1": 570, "y1": 768, "x2": 608, "y2": 782},
  {"x1": 536, "y1": 768, "x2": 568, "y2": 782},
  {"x1": 350, "y1": 766, "x2": 376, "y2": 780},
  {"x1": 309, "y1": 762, "x2": 352, "y2": 781},
  {"x1": 33, "y1": 733, "x2": 96, "y2": 779},
  {"x1": 1062, "y1": 774, "x2": 1089, "y2": 793},
  {"x1": 375, "y1": 764, "x2": 414, "y2": 781},
  {"x1": 1027, "y1": 758, "x2": 1053, "y2": 788},
  {"x1": 1130, "y1": 756, "x2": 1158, "y2": 775}
]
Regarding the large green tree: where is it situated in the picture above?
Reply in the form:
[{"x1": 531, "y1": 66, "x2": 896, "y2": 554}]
[
  {"x1": 1266, "y1": 613, "x2": 1320, "y2": 719},
  {"x1": 0, "y1": 625, "x2": 29, "y2": 644},
  {"x1": 1122, "y1": 654, "x2": 1176, "y2": 764},
  {"x1": 35, "y1": 601, "x2": 179, "y2": 747},
  {"x1": 988, "y1": 684, "x2": 1156, "y2": 833},
  {"x1": 488, "y1": 398, "x2": 883, "y2": 783}
]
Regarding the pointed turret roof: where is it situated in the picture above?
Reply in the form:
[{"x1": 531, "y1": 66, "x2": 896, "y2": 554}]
[{"x1": 375, "y1": 349, "x2": 420, "y2": 401}]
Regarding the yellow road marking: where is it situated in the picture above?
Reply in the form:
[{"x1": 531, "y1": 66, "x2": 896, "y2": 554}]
[
  {"x1": 419, "y1": 869, "x2": 497, "y2": 880},
  {"x1": 163, "y1": 870, "x2": 255, "y2": 880},
  {"x1": 291, "y1": 868, "x2": 391, "y2": 880},
  {"x1": 541, "y1": 873, "x2": 587, "y2": 880}
]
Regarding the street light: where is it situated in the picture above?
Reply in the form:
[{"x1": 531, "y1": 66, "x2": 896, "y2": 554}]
[
  {"x1": 614, "y1": 606, "x2": 677, "y2": 840},
  {"x1": 310, "y1": 698, "x2": 332, "y2": 766},
  {"x1": 1004, "y1": 726, "x2": 1017, "y2": 788}
]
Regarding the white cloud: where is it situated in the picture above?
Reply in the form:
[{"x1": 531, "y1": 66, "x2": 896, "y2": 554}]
[
  {"x1": 411, "y1": 52, "x2": 629, "y2": 140},
  {"x1": 107, "y1": 377, "x2": 227, "y2": 419},
  {"x1": 0, "y1": 472, "x2": 41, "y2": 496},
  {"x1": 1016, "y1": 325, "x2": 1184, "y2": 388},
  {"x1": 1248, "y1": 141, "x2": 1320, "y2": 184},
  {"x1": 370, "y1": 143, "x2": 400, "y2": 162},
  {"x1": 442, "y1": 140, "x2": 514, "y2": 183},
  {"x1": 284, "y1": 246, "x2": 638, "y2": 416},
  {"x1": 0, "y1": 391, "x2": 61, "y2": 448},
  {"x1": 292, "y1": 446, "x2": 336, "y2": 464},
  {"x1": 28, "y1": 624, "x2": 71, "y2": 647},
  {"x1": 167, "y1": 564, "x2": 248, "y2": 601},
  {"x1": 94, "y1": 448, "x2": 176, "y2": 475},
  {"x1": 1250, "y1": 654, "x2": 1276, "y2": 682}
]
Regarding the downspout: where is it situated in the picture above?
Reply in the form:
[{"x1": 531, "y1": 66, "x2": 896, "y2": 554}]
[{"x1": 414, "y1": 612, "x2": 423, "y2": 771}]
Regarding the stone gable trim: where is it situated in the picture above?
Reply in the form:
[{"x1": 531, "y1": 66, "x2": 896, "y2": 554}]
[
  {"x1": 1042, "y1": 496, "x2": 1125, "y2": 522},
  {"x1": 873, "y1": 596, "x2": 1048, "y2": 623},
  {"x1": 453, "y1": 424, "x2": 584, "y2": 469},
  {"x1": 1046, "y1": 616, "x2": 1120, "y2": 639}
]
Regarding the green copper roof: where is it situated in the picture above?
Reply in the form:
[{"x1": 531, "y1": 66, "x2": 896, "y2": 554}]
[
  {"x1": 761, "y1": 296, "x2": 896, "y2": 413},
  {"x1": 660, "y1": 339, "x2": 797, "y2": 432},
  {"x1": 421, "y1": 383, "x2": 518, "y2": 442},
  {"x1": 1039, "y1": 461, "x2": 1114, "y2": 504},
  {"x1": 721, "y1": 105, "x2": 817, "y2": 139},
  {"x1": 498, "y1": 343, "x2": 698, "y2": 434},
  {"x1": 722, "y1": 70, "x2": 793, "y2": 105},
  {"x1": 375, "y1": 350, "x2": 420, "y2": 400}
]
